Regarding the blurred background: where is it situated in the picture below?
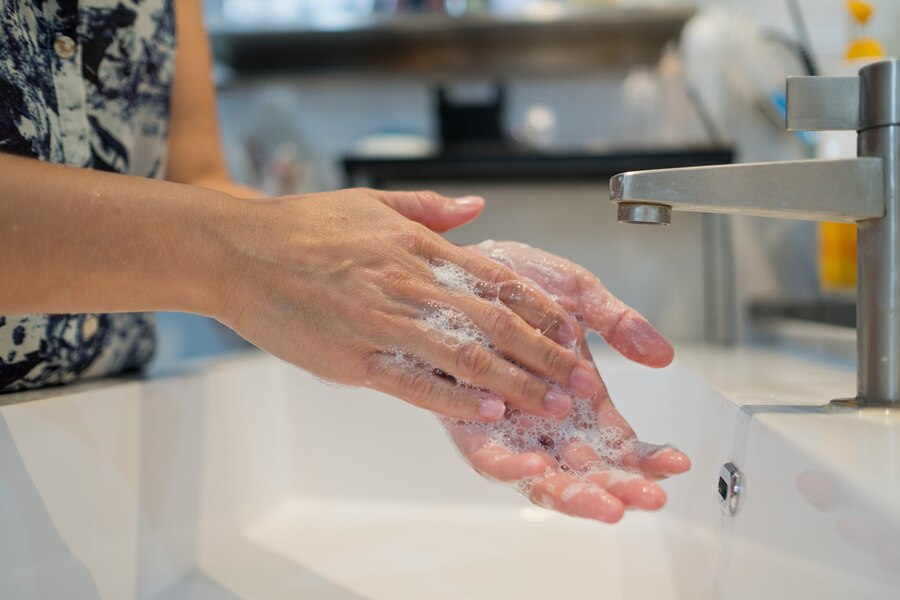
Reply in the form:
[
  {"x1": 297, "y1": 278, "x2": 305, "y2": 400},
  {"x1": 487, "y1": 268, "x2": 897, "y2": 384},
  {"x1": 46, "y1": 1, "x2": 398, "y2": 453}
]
[{"x1": 154, "y1": 0, "x2": 900, "y2": 369}]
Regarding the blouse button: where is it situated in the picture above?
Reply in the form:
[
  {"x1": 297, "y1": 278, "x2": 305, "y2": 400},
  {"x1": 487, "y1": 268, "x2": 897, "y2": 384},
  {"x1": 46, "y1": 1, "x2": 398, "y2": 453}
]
[{"x1": 53, "y1": 35, "x2": 77, "y2": 60}]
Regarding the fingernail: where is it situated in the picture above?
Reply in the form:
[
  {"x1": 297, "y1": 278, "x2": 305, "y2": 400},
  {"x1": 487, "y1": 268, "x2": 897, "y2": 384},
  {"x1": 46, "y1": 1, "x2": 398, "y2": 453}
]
[
  {"x1": 454, "y1": 196, "x2": 484, "y2": 209},
  {"x1": 544, "y1": 390, "x2": 572, "y2": 417},
  {"x1": 569, "y1": 367, "x2": 597, "y2": 397},
  {"x1": 552, "y1": 321, "x2": 579, "y2": 346},
  {"x1": 478, "y1": 398, "x2": 506, "y2": 420}
]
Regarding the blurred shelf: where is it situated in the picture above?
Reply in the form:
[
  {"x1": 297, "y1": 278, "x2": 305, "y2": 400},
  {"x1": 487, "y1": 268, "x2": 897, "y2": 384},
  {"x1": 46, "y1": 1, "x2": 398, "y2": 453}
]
[
  {"x1": 342, "y1": 145, "x2": 732, "y2": 187},
  {"x1": 209, "y1": 6, "x2": 694, "y2": 75}
]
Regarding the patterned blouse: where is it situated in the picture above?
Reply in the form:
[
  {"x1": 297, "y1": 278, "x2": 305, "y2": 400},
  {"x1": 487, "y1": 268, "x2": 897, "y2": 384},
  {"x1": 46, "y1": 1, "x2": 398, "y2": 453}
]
[{"x1": 0, "y1": 0, "x2": 176, "y2": 393}]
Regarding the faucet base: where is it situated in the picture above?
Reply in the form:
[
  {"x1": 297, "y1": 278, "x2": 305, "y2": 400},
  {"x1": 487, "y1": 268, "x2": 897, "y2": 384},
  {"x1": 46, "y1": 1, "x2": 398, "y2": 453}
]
[{"x1": 830, "y1": 397, "x2": 898, "y2": 409}]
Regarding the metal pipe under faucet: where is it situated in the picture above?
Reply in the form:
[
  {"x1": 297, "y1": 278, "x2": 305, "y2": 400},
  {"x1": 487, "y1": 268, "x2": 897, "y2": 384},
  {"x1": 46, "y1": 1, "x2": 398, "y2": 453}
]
[
  {"x1": 609, "y1": 59, "x2": 900, "y2": 407},
  {"x1": 857, "y1": 82, "x2": 900, "y2": 406}
]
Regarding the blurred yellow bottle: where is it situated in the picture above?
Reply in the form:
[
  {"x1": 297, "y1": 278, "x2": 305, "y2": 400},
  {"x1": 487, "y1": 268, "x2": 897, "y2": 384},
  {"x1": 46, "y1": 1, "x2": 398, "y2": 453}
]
[
  {"x1": 820, "y1": 1, "x2": 883, "y2": 294},
  {"x1": 820, "y1": 221, "x2": 858, "y2": 292},
  {"x1": 846, "y1": 0, "x2": 884, "y2": 58}
]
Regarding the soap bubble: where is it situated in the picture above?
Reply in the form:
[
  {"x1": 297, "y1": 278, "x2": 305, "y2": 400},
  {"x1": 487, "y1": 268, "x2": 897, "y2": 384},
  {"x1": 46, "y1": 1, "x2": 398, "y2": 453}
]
[{"x1": 381, "y1": 258, "x2": 668, "y2": 499}]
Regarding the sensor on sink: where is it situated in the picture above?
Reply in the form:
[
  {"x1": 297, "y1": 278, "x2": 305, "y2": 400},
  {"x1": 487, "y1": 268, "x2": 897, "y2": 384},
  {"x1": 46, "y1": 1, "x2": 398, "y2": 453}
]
[{"x1": 718, "y1": 462, "x2": 743, "y2": 516}]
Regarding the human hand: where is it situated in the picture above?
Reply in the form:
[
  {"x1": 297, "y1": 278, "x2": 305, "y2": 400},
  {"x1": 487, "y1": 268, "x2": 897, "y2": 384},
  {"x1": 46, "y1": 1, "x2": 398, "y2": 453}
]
[
  {"x1": 443, "y1": 354, "x2": 690, "y2": 522},
  {"x1": 465, "y1": 240, "x2": 674, "y2": 368},
  {"x1": 214, "y1": 189, "x2": 605, "y2": 421},
  {"x1": 440, "y1": 241, "x2": 689, "y2": 522}
]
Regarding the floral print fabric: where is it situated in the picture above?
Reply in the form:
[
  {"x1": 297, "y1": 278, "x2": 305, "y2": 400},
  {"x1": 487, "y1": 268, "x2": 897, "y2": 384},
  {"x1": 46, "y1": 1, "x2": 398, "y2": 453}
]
[{"x1": 0, "y1": 0, "x2": 176, "y2": 392}]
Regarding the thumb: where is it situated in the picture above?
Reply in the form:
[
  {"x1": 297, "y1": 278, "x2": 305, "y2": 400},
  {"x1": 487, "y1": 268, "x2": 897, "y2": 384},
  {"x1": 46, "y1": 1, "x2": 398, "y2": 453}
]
[
  {"x1": 590, "y1": 299, "x2": 675, "y2": 369},
  {"x1": 372, "y1": 190, "x2": 484, "y2": 232}
]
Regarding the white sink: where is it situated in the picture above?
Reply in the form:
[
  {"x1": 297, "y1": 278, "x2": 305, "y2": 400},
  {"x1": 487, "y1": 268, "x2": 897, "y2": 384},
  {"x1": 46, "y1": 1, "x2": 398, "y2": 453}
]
[{"x1": 0, "y1": 345, "x2": 898, "y2": 599}]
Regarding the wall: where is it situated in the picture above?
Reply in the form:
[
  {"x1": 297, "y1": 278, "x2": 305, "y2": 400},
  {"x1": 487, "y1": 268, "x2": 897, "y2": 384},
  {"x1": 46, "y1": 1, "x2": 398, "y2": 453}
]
[
  {"x1": 208, "y1": 71, "x2": 714, "y2": 345},
  {"x1": 215, "y1": 72, "x2": 631, "y2": 191},
  {"x1": 711, "y1": 0, "x2": 900, "y2": 65},
  {"x1": 705, "y1": 0, "x2": 900, "y2": 337},
  {"x1": 160, "y1": 0, "x2": 900, "y2": 367}
]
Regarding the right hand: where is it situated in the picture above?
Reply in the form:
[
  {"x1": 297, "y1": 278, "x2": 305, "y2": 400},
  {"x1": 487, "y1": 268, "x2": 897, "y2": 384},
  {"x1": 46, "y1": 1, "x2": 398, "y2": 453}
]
[{"x1": 211, "y1": 188, "x2": 604, "y2": 421}]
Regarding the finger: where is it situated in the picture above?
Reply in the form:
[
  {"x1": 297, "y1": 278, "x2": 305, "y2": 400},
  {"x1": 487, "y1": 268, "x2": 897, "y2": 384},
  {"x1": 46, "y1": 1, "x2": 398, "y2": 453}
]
[
  {"x1": 428, "y1": 258, "x2": 602, "y2": 397},
  {"x1": 588, "y1": 471, "x2": 668, "y2": 510},
  {"x1": 558, "y1": 437, "x2": 638, "y2": 475},
  {"x1": 560, "y1": 363, "x2": 687, "y2": 481},
  {"x1": 492, "y1": 279, "x2": 582, "y2": 348},
  {"x1": 580, "y1": 292, "x2": 674, "y2": 369},
  {"x1": 444, "y1": 293, "x2": 601, "y2": 400},
  {"x1": 426, "y1": 250, "x2": 599, "y2": 394},
  {"x1": 364, "y1": 352, "x2": 506, "y2": 422},
  {"x1": 437, "y1": 244, "x2": 522, "y2": 289},
  {"x1": 621, "y1": 443, "x2": 691, "y2": 479},
  {"x1": 412, "y1": 334, "x2": 574, "y2": 419},
  {"x1": 556, "y1": 418, "x2": 689, "y2": 480},
  {"x1": 557, "y1": 441, "x2": 670, "y2": 509},
  {"x1": 640, "y1": 449, "x2": 691, "y2": 478},
  {"x1": 469, "y1": 447, "x2": 555, "y2": 482},
  {"x1": 529, "y1": 473, "x2": 625, "y2": 523},
  {"x1": 559, "y1": 441, "x2": 603, "y2": 471},
  {"x1": 443, "y1": 420, "x2": 555, "y2": 482},
  {"x1": 369, "y1": 189, "x2": 484, "y2": 232},
  {"x1": 465, "y1": 242, "x2": 675, "y2": 369}
]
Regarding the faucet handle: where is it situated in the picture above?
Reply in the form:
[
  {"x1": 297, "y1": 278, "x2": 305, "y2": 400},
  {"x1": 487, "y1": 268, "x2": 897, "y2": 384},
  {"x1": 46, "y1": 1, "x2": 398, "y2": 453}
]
[{"x1": 786, "y1": 76, "x2": 861, "y2": 132}]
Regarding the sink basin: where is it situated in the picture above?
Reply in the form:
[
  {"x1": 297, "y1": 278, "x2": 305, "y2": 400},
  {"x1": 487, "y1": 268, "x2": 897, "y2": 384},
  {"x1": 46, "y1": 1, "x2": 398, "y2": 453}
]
[{"x1": 0, "y1": 346, "x2": 897, "y2": 599}]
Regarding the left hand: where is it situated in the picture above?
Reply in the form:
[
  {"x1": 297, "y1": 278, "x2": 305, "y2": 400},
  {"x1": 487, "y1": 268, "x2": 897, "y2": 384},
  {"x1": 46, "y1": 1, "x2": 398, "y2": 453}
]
[
  {"x1": 443, "y1": 342, "x2": 690, "y2": 523},
  {"x1": 446, "y1": 241, "x2": 688, "y2": 522}
]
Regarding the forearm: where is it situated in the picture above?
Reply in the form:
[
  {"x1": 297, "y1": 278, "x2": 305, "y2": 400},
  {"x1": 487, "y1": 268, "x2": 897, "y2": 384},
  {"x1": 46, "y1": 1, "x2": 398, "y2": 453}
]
[
  {"x1": 188, "y1": 173, "x2": 264, "y2": 199},
  {"x1": 0, "y1": 153, "x2": 233, "y2": 316}
]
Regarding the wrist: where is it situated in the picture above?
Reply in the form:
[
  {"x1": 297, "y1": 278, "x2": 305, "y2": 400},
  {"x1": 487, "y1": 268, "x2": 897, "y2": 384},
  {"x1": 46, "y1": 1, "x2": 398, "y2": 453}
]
[{"x1": 171, "y1": 189, "x2": 244, "y2": 319}]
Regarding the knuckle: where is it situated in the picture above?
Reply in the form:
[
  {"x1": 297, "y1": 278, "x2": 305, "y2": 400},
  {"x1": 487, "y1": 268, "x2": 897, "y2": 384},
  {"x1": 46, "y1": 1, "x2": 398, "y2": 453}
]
[
  {"x1": 542, "y1": 344, "x2": 569, "y2": 378},
  {"x1": 362, "y1": 351, "x2": 386, "y2": 381},
  {"x1": 540, "y1": 317, "x2": 563, "y2": 343},
  {"x1": 497, "y1": 280, "x2": 528, "y2": 305},
  {"x1": 416, "y1": 190, "x2": 444, "y2": 206},
  {"x1": 338, "y1": 187, "x2": 374, "y2": 205},
  {"x1": 484, "y1": 307, "x2": 520, "y2": 343},
  {"x1": 606, "y1": 309, "x2": 630, "y2": 338},
  {"x1": 533, "y1": 309, "x2": 559, "y2": 333},
  {"x1": 479, "y1": 262, "x2": 511, "y2": 286},
  {"x1": 381, "y1": 265, "x2": 413, "y2": 291},
  {"x1": 381, "y1": 268, "x2": 432, "y2": 303},
  {"x1": 398, "y1": 368, "x2": 436, "y2": 407},
  {"x1": 394, "y1": 226, "x2": 432, "y2": 255},
  {"x1": 348, "y1": 186, "x2": 374, "y2": 197},
  {"x1": 455, "y1": 343, "x2": 494, "y2": 380},
  {"x1": 515, "y1": 373, "x2": 546, "y2": 405}
]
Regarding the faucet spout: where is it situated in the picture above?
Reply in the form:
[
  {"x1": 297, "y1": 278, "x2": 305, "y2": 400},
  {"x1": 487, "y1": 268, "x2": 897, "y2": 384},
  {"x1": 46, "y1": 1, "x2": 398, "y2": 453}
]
[
  {"x1": 607, "y1": 59, "x2": 900, "y2": 406},
  {"x1": 611, "y1": 158, "x2": 884, "y2": 223}
]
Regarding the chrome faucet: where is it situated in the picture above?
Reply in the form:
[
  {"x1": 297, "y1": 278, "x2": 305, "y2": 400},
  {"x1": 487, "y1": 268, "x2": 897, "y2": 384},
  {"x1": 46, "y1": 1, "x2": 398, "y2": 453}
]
[{"x1": 610, "y1": 59, "x2": 900, "y2": 408}]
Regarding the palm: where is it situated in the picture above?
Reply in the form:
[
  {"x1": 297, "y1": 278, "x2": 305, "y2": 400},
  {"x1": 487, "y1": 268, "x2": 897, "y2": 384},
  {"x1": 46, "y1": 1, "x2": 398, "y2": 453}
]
[{"x1": 442, "y1": 241, "x2": 690, "y2": 522}]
